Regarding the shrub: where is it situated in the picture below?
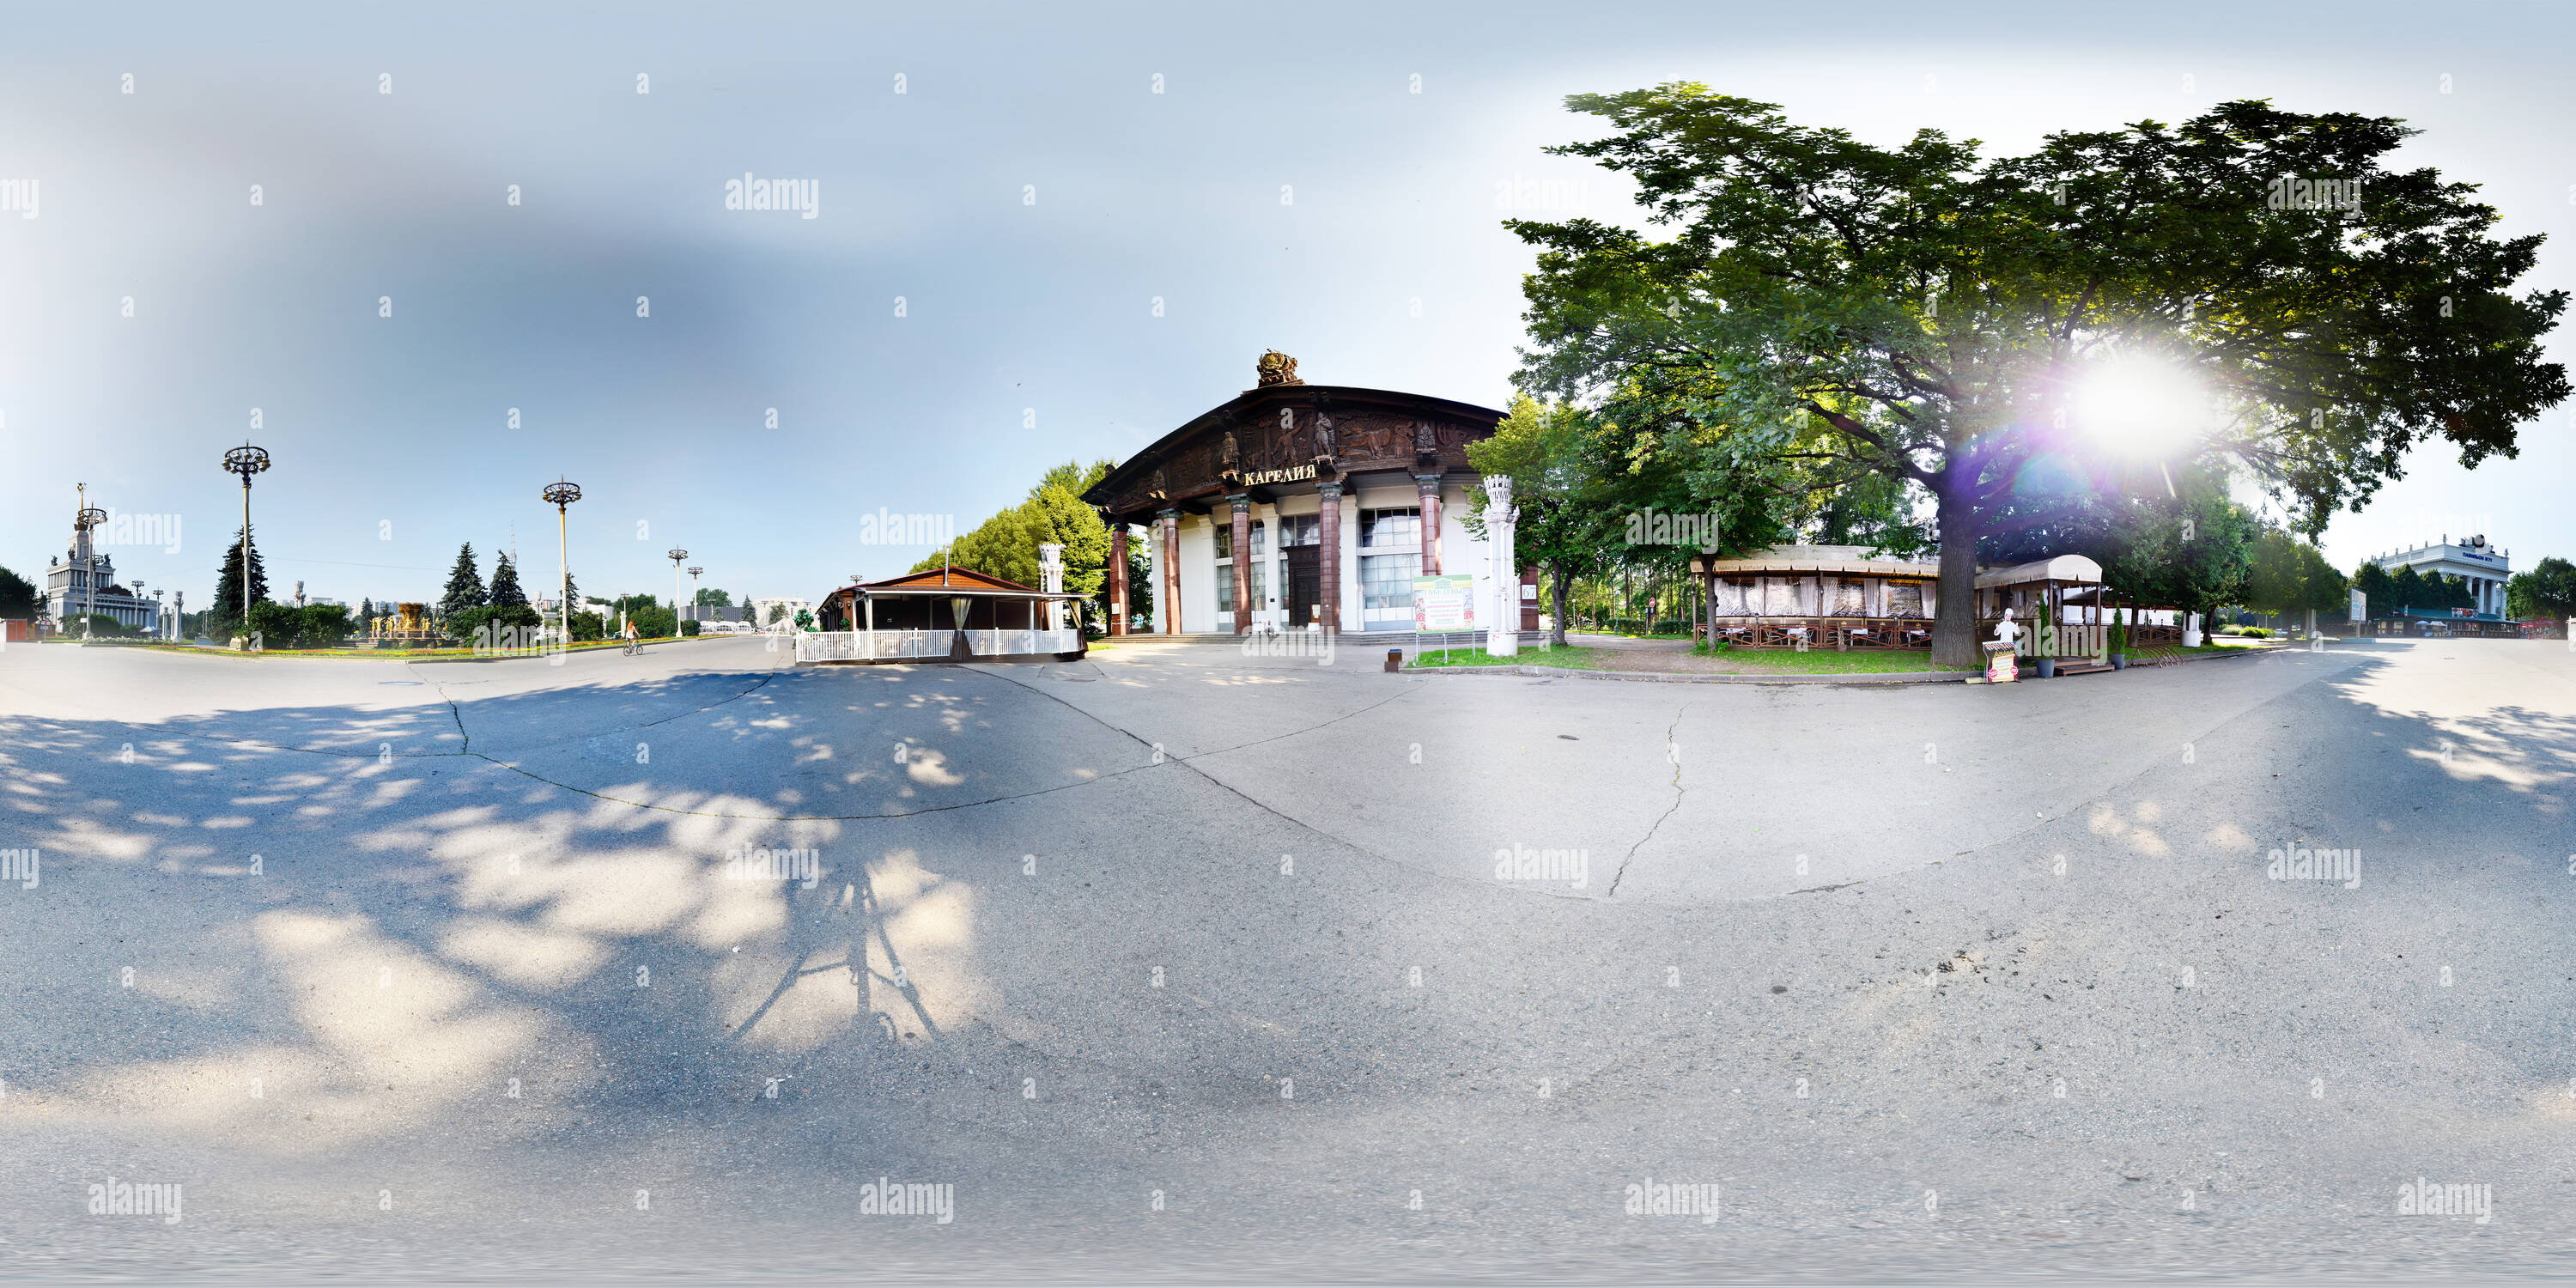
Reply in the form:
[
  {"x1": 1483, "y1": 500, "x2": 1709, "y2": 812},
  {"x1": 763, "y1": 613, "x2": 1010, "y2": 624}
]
[{"x1": 680, "y1": 619, "x2": 702, "y2": 637}]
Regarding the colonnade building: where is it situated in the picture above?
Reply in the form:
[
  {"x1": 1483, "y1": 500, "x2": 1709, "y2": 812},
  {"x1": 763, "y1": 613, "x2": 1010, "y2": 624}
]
[
  {"x1": 1084, "y1": 352, "x2": 1535, "y2": 637},
  {"x1": 2372, "y1": 535, "x2": 2512, "y2": 617}
]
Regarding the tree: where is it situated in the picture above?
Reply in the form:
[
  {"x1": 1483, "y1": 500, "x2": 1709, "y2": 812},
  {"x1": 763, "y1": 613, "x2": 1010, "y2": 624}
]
[
  {"x1": 2505, "y1": 556, "x2": 2576, "y2": 621},
  {"x1": 2351, "y1": 562, "x2": 2394, "y2": 617},
  {"x1": 1510, "y1": 88, "x2": 2568, "y2": 667},
  {"x1": 210, "y1": 524, "x2": 272, "y2": 635},
  {"x1": 2247, "y1": 528, "x2": 2350, "y2": 625},
  {"x1": 488, "y1": 553, "x2": 529, "y2": 608},
  {"x1": 694, "y1": 586, "x2": 732, "y2": 607},
  {"x1": 440, "y1": 544, "x2": 487, "y2": 617},
  {"x1": 2390, "y1": 564, "x2": 2427, "y2": 613},
  {"x1": 0, "y1": 564, "x2": 37, "y2": 620}
]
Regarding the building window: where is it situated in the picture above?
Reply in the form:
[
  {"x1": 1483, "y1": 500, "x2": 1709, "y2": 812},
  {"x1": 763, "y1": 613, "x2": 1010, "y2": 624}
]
[
  {"x1": 1360, "y1": 507, "x2": 1418, "y2": 550},
  {"x1": 1360, "y1": 507, "x2": 1421, "y2": 613},
  {"x1": 1278, "y1": 513, "x2": 1319, "y2": 547}
]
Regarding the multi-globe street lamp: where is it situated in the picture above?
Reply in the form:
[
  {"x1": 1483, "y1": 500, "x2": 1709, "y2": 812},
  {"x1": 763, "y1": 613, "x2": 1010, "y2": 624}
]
[
  {"x1": 666, "y1": 549, "x2": 688, "y2": 636},
  {"x1": 687, "y1": 566, "x2": 702, "y2": 627},
  {"x1": 73, "y1": 486, "x2": 106, "y2": 638},
  {"x1": 221, "y1": 443, "x2": 271, "y2": 641},
  {"x1": 542, "y1": 479, "x2": 582, "y2": 646}
]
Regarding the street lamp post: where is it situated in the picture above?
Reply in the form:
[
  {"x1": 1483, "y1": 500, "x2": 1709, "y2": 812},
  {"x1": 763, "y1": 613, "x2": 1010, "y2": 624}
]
[
  {"x1": 222, "y1": 443, "x2": 271, "y2": 645},
  {"x1": 73, "y1": 484, "x2": 106, "y2": 637},
  {"x1": 687, "y1": 566, "x2": 702, "y2": 627},
  {"x1": 542, "y1": 479, "x2": 582, "y2": 647},
  {"x1": 131, "y1": 580, "x2": 147, "y2": 635},
  {"x1": 666, "y1": 549, "x2": 688, "y2": 636}
]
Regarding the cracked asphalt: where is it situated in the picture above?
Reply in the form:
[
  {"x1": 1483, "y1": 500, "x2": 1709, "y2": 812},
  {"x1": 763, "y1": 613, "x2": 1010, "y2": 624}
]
[{"x1": 2, "y1": 632, "x2": 2573, "y2": 1282}]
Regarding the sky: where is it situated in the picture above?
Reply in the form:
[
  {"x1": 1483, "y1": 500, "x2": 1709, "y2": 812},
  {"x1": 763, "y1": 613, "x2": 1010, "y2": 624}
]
[{"x1": 3, "y1": 1, "x2": 2572, "y2": 612}]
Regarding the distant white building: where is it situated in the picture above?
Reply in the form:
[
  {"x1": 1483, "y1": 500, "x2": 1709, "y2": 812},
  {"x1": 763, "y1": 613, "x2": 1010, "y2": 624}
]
[
  {"x1": 2373, "y1": 535, "x2": 2512, "y2": 617},
  {"x1": 43, "y1": 510, "x2": 157, "y2": 634},
  {"x1": 749, "y1": 597, "x2": 812, "y2": 627}
]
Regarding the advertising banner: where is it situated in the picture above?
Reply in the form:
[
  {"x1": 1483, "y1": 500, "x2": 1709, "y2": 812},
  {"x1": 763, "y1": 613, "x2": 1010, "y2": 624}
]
[{"x1": 1412, "y1": 575, "x2": 1477, "y2": 633}]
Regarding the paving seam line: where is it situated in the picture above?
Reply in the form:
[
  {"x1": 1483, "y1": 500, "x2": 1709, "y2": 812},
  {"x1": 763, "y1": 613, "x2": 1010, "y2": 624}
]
[{"x1": 1410, "y1": 647, "x2": 2287, "y2": 685}]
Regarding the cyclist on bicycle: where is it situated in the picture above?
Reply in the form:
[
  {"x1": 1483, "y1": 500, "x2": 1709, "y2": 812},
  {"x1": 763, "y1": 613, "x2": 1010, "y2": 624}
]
[{"x1": 623, "y1": 617, "x2": 641, "y2": 655}]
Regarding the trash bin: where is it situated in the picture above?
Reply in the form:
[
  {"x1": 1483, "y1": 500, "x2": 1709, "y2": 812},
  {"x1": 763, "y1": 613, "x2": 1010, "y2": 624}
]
[{"x1": 1385, "y1": 648, "x2": 1403, "y2": 672}]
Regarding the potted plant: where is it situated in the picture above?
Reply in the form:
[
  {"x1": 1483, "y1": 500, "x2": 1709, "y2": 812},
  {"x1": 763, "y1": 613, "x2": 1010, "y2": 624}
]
[
  {"x1": 2108, "y1": 607, "x2": 2129, "y2": 670},
  {"x1": 2032, "y1": 598, "x2": 2057, "y2": 678}
]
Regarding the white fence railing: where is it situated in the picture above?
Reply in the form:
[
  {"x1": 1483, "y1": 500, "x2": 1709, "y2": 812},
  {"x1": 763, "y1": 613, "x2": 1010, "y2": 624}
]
[{"x1": 796, "y1": 628, "x2": 1081, "y2": 664}]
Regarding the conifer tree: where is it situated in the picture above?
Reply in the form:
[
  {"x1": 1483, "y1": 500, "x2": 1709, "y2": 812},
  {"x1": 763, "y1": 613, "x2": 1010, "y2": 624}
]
[
  {"x1": 210, "y1": 525, "x2": 271, "y2": 631},
  {"x1": 488, "y1": 552, "x2": 529, "y2": 608},
  {"x1": 440, "y1": 544, "x2": 487, "y2": 617}
]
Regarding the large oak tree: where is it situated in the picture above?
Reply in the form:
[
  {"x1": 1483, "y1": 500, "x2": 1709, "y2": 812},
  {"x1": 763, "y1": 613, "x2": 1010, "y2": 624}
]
[{"x1": 1510, "y1": 89, "x2": 2567, "y2": 667}]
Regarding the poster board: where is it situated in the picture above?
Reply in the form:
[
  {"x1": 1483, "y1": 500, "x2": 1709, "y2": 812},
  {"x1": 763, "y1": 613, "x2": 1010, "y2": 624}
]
[{"x1": 1412, "y1": 575, "x2": 1476, "y2": 633}]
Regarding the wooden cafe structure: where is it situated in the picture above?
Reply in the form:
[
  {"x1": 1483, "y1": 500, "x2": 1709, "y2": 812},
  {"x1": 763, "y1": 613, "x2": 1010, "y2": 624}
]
[
  {"x1": 805, "y1": 566, "x2": 1088, "y2": 664},
  {"x1": 1692, "y1": 544, "x2": 2168, "y2": 664}
]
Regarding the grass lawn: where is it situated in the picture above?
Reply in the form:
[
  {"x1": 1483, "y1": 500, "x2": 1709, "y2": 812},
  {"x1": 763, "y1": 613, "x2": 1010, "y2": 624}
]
[
  {"x1": 1406, "y1": 646, "x2": 1604, "y2": 670},
  {"x1": 1690, "y1": 645, "x2": 1968, "y2": 674}
]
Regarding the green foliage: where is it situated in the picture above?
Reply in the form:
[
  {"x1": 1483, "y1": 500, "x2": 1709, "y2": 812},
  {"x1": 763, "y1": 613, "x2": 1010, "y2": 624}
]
[
  {"x1": 2506, "y1": 557, "x2": 2576, "y2": 620},
  {"x1": 629, "y1": 604, "x2": 677, "y2": 638},
  {"x1": 444, "y1": 603, "x2": 541, "y2": 646},
  {"x1": 1510, "y1": 88, "x2": 2568, "y2": 666},
  {"x1": 210, "y1": 524, "x2": 271, "y2": 635},
  {"x1": 793, "y1": 609, "x2": 814, "y2": 629},
  {"x1": 680, "y1": 618, "x2": 701, "y2": 637},
  {"x1": 2246, "y1": 529, "x2": 2351, "y2": 617},
  {"x1": 69, "y1": 612, "x2": 134, "y2": 637},
  {"x1": 916, "y1": 459, "x2": 1115, "y2": 615},
  {"x1": 693, "y1": 587, "x2": 732, "y2": 607},
  {"x1": 0, "y1": 564, "x2": 37, "y2": 620},
  {"x1": 440, "y1": 544, "x2": 487, "y2": 617},
  {"x1": 2108, "y1": 607, "x2": 2130, "y2": 654},
  {"x1": 488, "y1": 553, "x2": 530, "y2": 608}
]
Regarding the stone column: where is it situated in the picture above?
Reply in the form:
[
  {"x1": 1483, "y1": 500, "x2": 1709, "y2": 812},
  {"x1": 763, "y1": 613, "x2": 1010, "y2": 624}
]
[
  {"x1": 1157, "y1": 508, "x2": 1183, "y2": 635},
  {"x1": 1484, "y1": 475, "x2": 1517, "y2": 657},
  {"x1": 1414, "y1": 474, "x2": 1443, "y2": 575},
  {"x1": 1317, "y1": 482, "x2": 1343, "y2": 637},
  {"x1": 1108, "y1": 522, "x2": 1129, "y2": 635},
  {"x1": 1228, "y1": 494, "x2": 1253, "y2": 635}
]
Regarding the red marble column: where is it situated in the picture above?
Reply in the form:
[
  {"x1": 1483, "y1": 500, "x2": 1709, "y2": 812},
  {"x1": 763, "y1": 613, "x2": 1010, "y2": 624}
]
[
  {"x1": 1107, "y1": 522, "x2": 1129, "y2": 635},
  {"x1": 1228, "y1": 494, "x2": 1253, "y2": 635},
  {"x1": 1158, "y1": 508, "x2": 1182, "y2": 635},
  {"x1": 1414, "y1": 474, "x2": 1443, "y2": 576},
  {"x1": 1317, "y1": 482, "x2": 1343, "y2": 636}
]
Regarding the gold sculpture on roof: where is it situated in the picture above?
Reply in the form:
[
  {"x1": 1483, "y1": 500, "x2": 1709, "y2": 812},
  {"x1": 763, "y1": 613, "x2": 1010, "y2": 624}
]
[{"x1": 1255, "y1": 349, "x2": 1303, "y2": 387}]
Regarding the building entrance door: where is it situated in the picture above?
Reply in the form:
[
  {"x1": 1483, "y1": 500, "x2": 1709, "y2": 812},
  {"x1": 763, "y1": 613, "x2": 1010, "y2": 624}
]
[{"x1": 1285, "y1": 546, "x2": 1322, "y2": 627}]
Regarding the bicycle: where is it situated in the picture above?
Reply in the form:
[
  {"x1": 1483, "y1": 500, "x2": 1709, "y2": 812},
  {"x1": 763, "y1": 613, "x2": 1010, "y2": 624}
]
[{"x1": 623, "y1": 635, "x2": 641, "y2": 657}]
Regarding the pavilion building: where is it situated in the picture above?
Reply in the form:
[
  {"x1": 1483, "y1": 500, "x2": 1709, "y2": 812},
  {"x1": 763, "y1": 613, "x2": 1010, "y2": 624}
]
[
  {"x1": 44, "y1": 507, "x2": 158, "y2": 634},
  {"x1": 2371, "y1": 535, "x2": 2512, "y2": 618},
  {"x1": 1083, "y1": 351, "x2": 1537, "y2": 638}
]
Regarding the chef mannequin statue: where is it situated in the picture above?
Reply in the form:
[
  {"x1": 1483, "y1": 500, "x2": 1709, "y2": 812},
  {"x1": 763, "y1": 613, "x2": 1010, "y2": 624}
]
[{"x1": 1993, "y1": 607, "x2": 2020, "y2": 647}]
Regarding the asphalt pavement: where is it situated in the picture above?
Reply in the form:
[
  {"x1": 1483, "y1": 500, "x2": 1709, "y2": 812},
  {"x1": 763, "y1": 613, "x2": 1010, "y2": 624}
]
[{"x1": 2, "y1": 631, "x2": 2572, "y2": 1282}]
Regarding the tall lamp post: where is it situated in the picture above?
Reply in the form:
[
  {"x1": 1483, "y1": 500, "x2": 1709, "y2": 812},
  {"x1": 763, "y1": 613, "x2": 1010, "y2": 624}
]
[
  {"x1": 543, "y1": 479, "x2": 582, "y2": 646},
  {"x1": 687, "y1": 566, "x2": 702, "y2": 627},
  {"x1": 666, "y1": 549, "x2": 688, "y2": 636},
  {"x1": 131, "y1": 580, "x2": 147, "y2": 636},
  {"x1": 74, "y1": 484, "x2": 106, "y2": 636},
  {"x1": 222, "y1": 442, "x2": 271, "y2": 642}
]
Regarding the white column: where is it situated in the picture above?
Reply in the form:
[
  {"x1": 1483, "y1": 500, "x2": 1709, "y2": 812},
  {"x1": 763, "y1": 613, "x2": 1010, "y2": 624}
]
[
  {"x1": 1038, "y1": 543, "x2": 1065, "y2": 633},
  {"x1": 1485, "y1": 476, "x2": 1518, "y2": 658}
]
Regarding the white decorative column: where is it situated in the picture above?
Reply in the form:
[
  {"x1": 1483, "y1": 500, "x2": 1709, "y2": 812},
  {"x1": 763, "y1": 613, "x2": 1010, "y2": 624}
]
[
  {"x1": 1038, "y1": 543, "x2": 1065, "y2": 634},
  {"x1": 1485, "y1": 475, "x2": 1518, "y2": 658}
]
